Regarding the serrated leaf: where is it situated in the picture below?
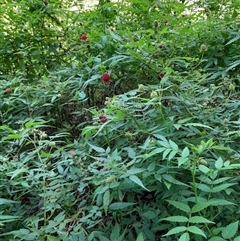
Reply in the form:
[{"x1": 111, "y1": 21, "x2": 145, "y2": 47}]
[
  {"x1": 184, "y1": 123, "x2": 213, "y2": 129},
  {"x1": 234, "y1": 236, "x2": 240, "y2": 241},
  {"x1": 109, "y1": 202, "x2": 135, "y2": 210},
  {"x1": 191, "y1": 202, "x2": 211, "y2": 213},
  {"x1": 222, "y1": 221, "x2": 239, "y2": 239},
  {"x1": 161, "y1": 216, "x2": 188, "y2": 223},
  {"x1": 182, "y1": 147, "x2": 190, "y2": 158},
  {"x1": 2, "y1": 134, "x2": 21, "y2": 140},
  {"x1": 169, "y1": 140, "x2": 178, "y2": 151},
  {"x1": 215, "y1": 157, "x2": 223, "y2": 169},
  {"x1": 189, "y1": 216, "x2": 214, "y2": 224},
  {"x1": 110, "y1": 223, "x2": 120, "y2": 241},
  {"x1": 163, "y1": 226, "x2": 187, "y2": 236},
  {"x1": 178, "y1": 156, "x2": 189, "y2": 167},
  {"x1": 211, "y1": 183, "x2": 236, "y2": 193},
  {"x1": 163, "y1": 174, "x2": 189, "y2": 187},
  {"x1": 197, "y1": 183, "x2": 211, "y2": 192},
  {"x1": 207, "y1": 199, "x2": 235, "y2": 206},
  {"x1": 103, "y1": 190, "x2": 110, "y2": 215},
  {"x1": 179, "y1": 232, "x2": 190, "y2": 241},
  {"x1": 88, "y1": 143, "x2": 105, "y2": 153},
  {"x1": 198, "y1": 164, "x2": 210, "y2": 174},
  {"x1": 126, "y1": 168, "x2": 145, "y2": 175},
  {"x1": 129, "y1": 175, "x2": 149, "y2": 191},
  {"x1": 167, "y1": 200, "x2": 191, "y2": 213},
  {"x1": 145, "y1": 147, "x2": 165, "y2": 159},
  {"x1": 0, "y1": 198, "x2": 19, "y2": 205},
  {"x1": 187, "y1": 226, "x2": 206, "y2": 238}
]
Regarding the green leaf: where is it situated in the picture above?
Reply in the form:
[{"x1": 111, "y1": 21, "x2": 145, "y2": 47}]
[
  {"x1": 215, "y1": 157, "x2": 223, "y2": 169},
  {"x1": 187, "y1": 226, "x2": 206, "y2": 238},
  {"x1": 129, "y1": 175, "x2": 149, "y2": 191},
  {"x1": 198, "y1": 164, "x2": 210, "y2": 174},
  {"x1": 197, "y1": 184, "x2": 211, "y2": 192},
  {"x1": 161, "y1": 216, "x2": 188, "y2": 223},
  {"x1": 226, "y1": 35, "x2": 240, "y2": 45},
  {"x1": 211, "y1": 183, "x2": 236, "y2": 193},
  {"x1": 109, "y1": 30, "x2": 122, "y2": 42},
  {"x1": 162, "y1": 174, "x2": 189, "y2": 187},
  {"x1": 25, "y1": 120, "x2": 46, "y2": 128},
  {"x1": 182, "y1": 147, "x2": 190, "y2": 157},
  {"x1": 9, "y1": 168, "x2": 28, "y2": 179},
  {"x1": 234, "y1": 236, "x2": 240, "y2": 241},
  {"x1": 184, "y1": 123, "x2": 213, "y2": 129},
  {"x1": 208, "y1": 199, "x2": 235, "y2": 206},
  {"x1": 222, "y1": 221, "x2": 239, "y2": 239},
  {"x1": 191, "y1": 202, "x2": 210, "y2": 213},
  {"x1": 145, "y1": 148, "x2": 166, "y2": 159},
  {"x1": 179, "y1": 232, "x2": 190, "y2": 241},
  {"x1": 126, "y1": 168, "x2": 145, "y2": 175},
  {"x1": 88, "y1": 143, "x2": 105, "y2": 153},
  {"x1": 163, "y1": 226, "x2": 187, "y2": 237},
  {"x1": 0, "y1": 215, "x2": 21, "y2": 220},
  {"x1": 109, "y1": 202, "x2": 136, "y2": 210},
  {"x1": 169, "y1": 140, "x2": 178, "y2": 151},
  {"x1": 2, "y1": 134, "x2": 21, "y2": 140},
  {"x1": 136, "y1": 232, "x2": 145, "y2": 241},
  {"x1": 167, "y1": 200, "x2": 191, "y2": 213},
  {"x1": 103, "y1": 190, "x2": 110, "y2": 215},
  {"x1": 178, "y1": 156, "x2": 189, "y2": 167},
  {"x1": 0, "y1": 198, "x2": 19, "y2": 205},
  {"x1": 110, "y1": 223, "x2": 120, "y2": 241},
  {"x1": 188, "y1": 216, "x2": 214, "y2": 224}
]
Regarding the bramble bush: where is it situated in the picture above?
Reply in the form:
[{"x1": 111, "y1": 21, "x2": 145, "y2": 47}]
[{"x1": 0, "y1": 0, "x2": 240, "y2": 240}]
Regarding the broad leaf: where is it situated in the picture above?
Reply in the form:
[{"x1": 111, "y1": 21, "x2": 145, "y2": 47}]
[
  {"x1": 222, "y1": 221, "x2": 239, "y2": 239},
  {"x1": 167, "y1": 200, "x2": 191, "y2": 213},
  {"x1": 187, "y1": 226, "x2": 206, "y2": 238},
  {"x1": 129, "y1": 175, "x2": 149, "y2": 191},
  {"x1": 163, "y1": 226, "x2": 187, "y2": 237}
]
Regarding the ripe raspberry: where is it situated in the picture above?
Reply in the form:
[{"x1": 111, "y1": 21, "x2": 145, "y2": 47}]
[
  {"x1": 102, "y1": 73, "x2": 110, "y2": 82},
  {"x1": 99, "y1": 115, "x2": 107, "y2": 123},
  {"x1": 81, "y1": 34, "x2": 87, "y2": 41}
]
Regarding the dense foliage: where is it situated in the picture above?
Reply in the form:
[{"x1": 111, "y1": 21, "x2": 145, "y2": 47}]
[{"x1": 1, "y1": 0, "x2": 240, "y2": 240}]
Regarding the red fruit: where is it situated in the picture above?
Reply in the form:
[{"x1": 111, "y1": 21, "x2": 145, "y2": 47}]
[
  {"x1": 102, "y1": 73, "x2": 110, "y2": 82},
  {"x1": 81, "y1": 34, "x2": 87, "y2": 41},
  {"x1": 99, "y1": 115, "x2": 107, "y2": 123},
  {"x1": 159, "y1": 73, "x2": 165, "y2": 79},
  {"x1": 158, "y1": 44, "x2": 163, "y2": 49},
  {"x1": 5, "y1": 88, "x2": 11, "y2": 93}
]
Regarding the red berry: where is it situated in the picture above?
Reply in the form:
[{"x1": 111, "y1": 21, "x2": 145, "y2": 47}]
[
  {"x1": 158, "y1": 44, "x2": 163, "y2": 49},
  {"x1": 99, "y1": 115, "x2": 107, "y2": 123},
  {"x1": 81, "y1": 34, "x2": 87, "y2": 41},
  {"x1": 102, "y1": 73, "x2": 110, "y2": 82},
  {"x1": 159, "y1": 73, "x2": 165, "y2": 79},
  {"x1": 5, "y1": 88, "x2": 11, "y2": 93}
]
